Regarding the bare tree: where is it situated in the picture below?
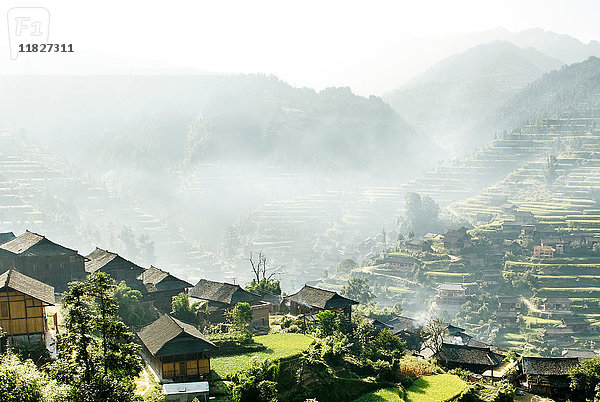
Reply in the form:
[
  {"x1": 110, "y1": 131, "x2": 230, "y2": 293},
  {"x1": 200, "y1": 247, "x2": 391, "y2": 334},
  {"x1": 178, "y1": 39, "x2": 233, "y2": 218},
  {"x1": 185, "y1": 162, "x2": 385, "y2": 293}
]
[
  {"x1": 423, "y1": 318, "x2": 448, "y2": 355},
  {"x1": 245, "y1": 251, "x2": 281, "y2": 283}
]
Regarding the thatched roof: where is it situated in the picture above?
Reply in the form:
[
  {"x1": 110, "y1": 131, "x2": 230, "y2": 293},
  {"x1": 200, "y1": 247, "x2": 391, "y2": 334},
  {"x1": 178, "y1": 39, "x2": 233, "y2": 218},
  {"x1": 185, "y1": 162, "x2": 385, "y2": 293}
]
[
  {"x1": 0, "y1": 231, "x2": 79, "y2": 256},
  {"x1": 0, "y1": 269, "x2": 55, "y2": 305},
  {"x1": 137, "y1": 266, "x2": 192, "y2": 292},
  {"x1": 137, "y1": 314, "x2": 216, "y2": 357},
  {"x1": 286, "y1": 285, "x2": 358, "y2": 310},
  {"x1": 189, "y1": 279, "x2": 260, "y2": 306},
  {"x1": 522, "y1": 357, "x2": 579, "y2": 376}
]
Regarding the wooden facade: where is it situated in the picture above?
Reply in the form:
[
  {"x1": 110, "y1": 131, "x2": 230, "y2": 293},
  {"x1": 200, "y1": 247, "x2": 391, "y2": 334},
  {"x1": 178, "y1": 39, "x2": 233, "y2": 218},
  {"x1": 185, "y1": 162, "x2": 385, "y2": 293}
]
[
  {"x1": 0, "y1": 290, "x2": 47, "y2": 336},
  {"x1": 138, "y1": 315, "x2": 217, "y2": 383},
  {"x1": 0, "y1": 269, "x2": 55, "y2": 347},
  {"x1": 0, "y1": 231, "x2": 86, "y2": 292}
]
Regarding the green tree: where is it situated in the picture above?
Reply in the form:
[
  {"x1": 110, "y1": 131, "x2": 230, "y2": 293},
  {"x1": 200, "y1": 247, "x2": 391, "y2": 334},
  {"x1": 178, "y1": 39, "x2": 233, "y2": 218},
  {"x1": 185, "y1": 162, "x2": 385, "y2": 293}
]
[
  {"x1": 316, "y1": 310, "x2": 337, "y2": 337},
  {"x1": 245, "y1": 279, "x2": 281, "y2": 296},
  {"x1": 114, "y1": 281, "x2": 156, "y2": 327},
  {"x1": 374, "y1": 329, "x2": 405, "y2": 359},
  {"x1": 400, "y1": 192, "x2": 443, "y2": 235},
  {"x1": 229, "y1": 302, "x2": 253, "y2": 331},
  {"x1": 171, "y1": 292, "x2": 201, "y2": 325},
  {"x1": 230, "y1": 358, "x2": 279, "y2": 402},
  {"x1": 0, "y1": 352, "x2": 57, "y2": 402},
  {"x1": 336, "y1": 259, "x2": 358, "y2": 274},
  {"x1": 570, "y1": 355, "x2": 600, "y2": 401},
  {"x1": 52, "y1": 272, "x2": 143, "y2": 401},
  {"x1": 340, "y1": 276, "x2": 375, "y2": 304}
]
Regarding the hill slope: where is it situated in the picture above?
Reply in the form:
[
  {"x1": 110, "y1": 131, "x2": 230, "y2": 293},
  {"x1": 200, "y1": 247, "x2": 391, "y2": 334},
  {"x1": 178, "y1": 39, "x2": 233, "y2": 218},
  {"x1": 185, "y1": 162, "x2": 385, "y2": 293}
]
[{"x1": 384, "y1": 41, "x2": 564, "y2": 154}]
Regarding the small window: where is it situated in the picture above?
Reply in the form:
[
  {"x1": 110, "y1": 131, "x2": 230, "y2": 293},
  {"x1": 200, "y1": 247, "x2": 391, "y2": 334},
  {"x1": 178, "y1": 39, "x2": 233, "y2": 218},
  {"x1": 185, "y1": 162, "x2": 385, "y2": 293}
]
[{"x1": 0, "y1": 301, "x2": 8, "y2": 318}]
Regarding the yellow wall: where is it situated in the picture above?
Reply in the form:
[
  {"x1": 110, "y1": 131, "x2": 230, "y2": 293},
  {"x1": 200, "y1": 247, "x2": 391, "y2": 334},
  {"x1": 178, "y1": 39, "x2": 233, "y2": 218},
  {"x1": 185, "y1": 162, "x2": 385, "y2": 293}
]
[
  {"x1": 162, "y1": 358, "x2": 210, "y2": 379},
  {"x1": 0, "y1": 291, "x2": 47, "y2": 335}
]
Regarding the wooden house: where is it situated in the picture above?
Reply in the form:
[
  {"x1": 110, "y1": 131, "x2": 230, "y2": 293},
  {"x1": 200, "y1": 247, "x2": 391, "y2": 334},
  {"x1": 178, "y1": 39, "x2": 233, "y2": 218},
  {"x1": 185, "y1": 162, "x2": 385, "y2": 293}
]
[
  {"x1": 404, "y1": 239, "x2": 432, "y2": 253},
  {"x1": 515, "y1": 210, "x2": 535, "y2": 225},
  {"x1": 379, "y1": 253, "x2": 418, "y2": 272},
  {"x1": 497, "y1": 296, "x2": 522, "y2": 311},
  {"x1": 435, "y1": 284, "x2": 466, "y2": 306},
  {"x1": 0, "y1": 269, "x2": 56, "y2": 347},
  {"x1": 0, "y1": 231, "x2": 87, "y2": 292},
  {"x1": 442, "y1": 227, "x2": 472, "y2": 253},
  {"x1": 477, "y1": 270, "x2": 503, "y2": 286},
  {"x1": 286, "y1": 285, "x2": 358, "y2": 321},
  {"x1": 541, "y1": 297, "x2": 571, "y2": 312},
  {"x1": 385, "y1": 315, "x2": 422, "y2": 351},
  {"x1": 561, "y1": 315, "x2": 591, "y2": 333},
  {"x1": 138, "y1": 266, "x2": 192, "y2": 313},
  {"x1": 138, "y1": 314, "x2": 217, "y2": 383},
  {"x1": 534, "y1": 245, "x2": 555, "y2": 259},
  {"x1": 473, "y1": 212, "x2": 494, "y2": 226},
  {"x1": 522, "y1": 357, "x2": 579, "y2": 398},
  {"x1": 500, "y1": 221, "x2": 522, "y2": 236},
  {"x1": 85, "y1": 248, "x2": 147, "y2": 293},
  {"x1": 189, "y1": 279, "x2": 270, "y2": 329},
  {"x1": 538, "y1": 327, "x2": 575, "y2": 346},
  {"x1": 495, "y1": 311, "x2": 519, "y2": 328},
  {"x1": 423, "y1": 343, "x2": 505, "y2": 374}
]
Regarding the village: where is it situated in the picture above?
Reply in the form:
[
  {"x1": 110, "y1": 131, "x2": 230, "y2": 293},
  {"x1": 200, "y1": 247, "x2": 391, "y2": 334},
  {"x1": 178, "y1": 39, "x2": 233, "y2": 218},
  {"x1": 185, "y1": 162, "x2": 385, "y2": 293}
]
[{"x1": 0, "y1": 225, "x2": 599, "y2": 401}]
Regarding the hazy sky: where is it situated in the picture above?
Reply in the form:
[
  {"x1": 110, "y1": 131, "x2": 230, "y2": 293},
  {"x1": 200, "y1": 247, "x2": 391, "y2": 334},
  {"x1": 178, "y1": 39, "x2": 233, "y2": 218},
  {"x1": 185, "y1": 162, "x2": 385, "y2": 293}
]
[{"x1": 1, "y1": 0, "x2": 599, "y2": 94}]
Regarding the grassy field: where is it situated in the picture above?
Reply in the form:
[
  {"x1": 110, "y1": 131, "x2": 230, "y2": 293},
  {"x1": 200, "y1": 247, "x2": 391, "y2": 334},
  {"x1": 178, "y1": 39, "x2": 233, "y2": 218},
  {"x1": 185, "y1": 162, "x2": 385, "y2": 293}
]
[
  {"x1": 352, "y1": 388, "x2": 404, "y2": 402},
  {"x1": 211, "y1": 333, "x2": 313, "y2": 378},
  {"x1": 405, "y1": 374, "x2": 466, "y2": 402},
  {"x1": 352, "y1": 374, "x2": 466, "y2": 402}
]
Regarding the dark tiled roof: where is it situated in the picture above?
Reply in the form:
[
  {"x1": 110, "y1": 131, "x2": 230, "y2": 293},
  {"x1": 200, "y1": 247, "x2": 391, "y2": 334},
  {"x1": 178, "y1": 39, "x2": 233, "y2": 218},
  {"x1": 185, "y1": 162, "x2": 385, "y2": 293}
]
[
  {"x1": 385, "y1": 315, "x2": 421, "y2": 334},
  {"x1": 138, "y1": 266, "x2": 192, "y2": 292},
  {"x1": 190, "y1": 279, "x2": 260, "y2": 306},
  {"x1": 562, "y1": 349, "x2": 597, "y2": 359},
  {"x1": 436, "y1": 283, "x2": 465, "y2": 291},
  {"x1": 0, "y1": 231, "x2": 78, "y2": 256},
  {"x1": 542, "y1": 297, "x2": 571, "y2": 304},
  {"x1": 0, "y1": 232, "x2": 16, "y2": 245},
  {"x1": 498, "y1": 296, "x2": 520, "y2": 303},
  {"x1": 436, "y1": 343, "x2": 503, "y2": 367},
  {"x1": 0, "y1": 269, "x2": 55, "y2": 305},
  {"x1": 286, "y1": 285, "x2": 358, "y2": 310},
  {"x1": 137, "y1": 314, "x2": 216, "y2": 357},
  {"x1": 561, "y1": 316, "x2": 589, "y2": 325},
  {"x1": 84, "y1": 247, "x2": 145, "y2": 275},
  {"x1": 522, "y1": 357, "x2": 579, "y2": 375},
  {"x1": 84, "y1": 248, "x2": 118, "y2": 273}
]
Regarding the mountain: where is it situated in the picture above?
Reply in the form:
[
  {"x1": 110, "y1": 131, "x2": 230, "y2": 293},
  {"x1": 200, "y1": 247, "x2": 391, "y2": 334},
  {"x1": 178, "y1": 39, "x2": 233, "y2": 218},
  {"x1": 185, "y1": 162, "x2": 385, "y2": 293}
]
[
  {"x1": 503, "y1": 28, "x2": 600, "y2": 65},
  {"x1": 383, "y1": 41, "x2": 564, "y2": 154},
  {"x1": 484, "y1": 56, "x2": 600, "y2": 133},
  {"x1": 0, "y1": 74, "x2": 427, "y2": 176}
]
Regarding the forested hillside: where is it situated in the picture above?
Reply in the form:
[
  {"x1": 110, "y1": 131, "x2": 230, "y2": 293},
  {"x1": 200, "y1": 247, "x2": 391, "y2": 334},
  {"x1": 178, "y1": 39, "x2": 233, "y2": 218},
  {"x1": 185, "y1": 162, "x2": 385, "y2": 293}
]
[{"x1": 0, "y1": 75, "x2": 427, "y2": 175}]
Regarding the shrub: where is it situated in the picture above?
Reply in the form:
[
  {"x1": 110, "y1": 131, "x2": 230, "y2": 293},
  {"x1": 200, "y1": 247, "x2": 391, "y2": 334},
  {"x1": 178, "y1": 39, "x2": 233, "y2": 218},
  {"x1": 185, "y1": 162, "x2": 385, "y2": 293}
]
[{"x1": 397, "y1": 356, "x2": 441, "y2": 377}]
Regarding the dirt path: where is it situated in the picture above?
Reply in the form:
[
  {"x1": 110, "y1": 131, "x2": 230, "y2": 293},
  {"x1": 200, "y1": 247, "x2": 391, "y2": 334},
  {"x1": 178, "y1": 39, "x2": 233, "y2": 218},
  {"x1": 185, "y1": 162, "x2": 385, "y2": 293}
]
[{"x1": 521, "y1": 297, "x2": 540, "y2": 313}]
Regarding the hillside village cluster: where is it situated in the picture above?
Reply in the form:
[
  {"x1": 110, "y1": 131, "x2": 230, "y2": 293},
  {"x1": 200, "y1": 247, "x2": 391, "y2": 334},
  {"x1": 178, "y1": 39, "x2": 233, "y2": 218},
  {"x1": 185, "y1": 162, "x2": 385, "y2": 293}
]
[{"x1": 0, "y1": 224, "x2": 598, "y2": 401}]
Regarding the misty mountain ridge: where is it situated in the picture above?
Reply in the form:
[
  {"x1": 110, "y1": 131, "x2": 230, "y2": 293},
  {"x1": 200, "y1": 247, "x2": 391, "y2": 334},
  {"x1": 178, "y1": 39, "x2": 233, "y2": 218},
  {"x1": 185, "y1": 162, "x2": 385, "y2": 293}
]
[
  {"x1": 384, "y1": 41, "x2": 565, "y2": 155},
  {"x1": 482, "y1": 55, "x2": 600, "y2": 134},
  {"x1": 0, "y1": 74, "x2": 428, "y2": 177}
]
